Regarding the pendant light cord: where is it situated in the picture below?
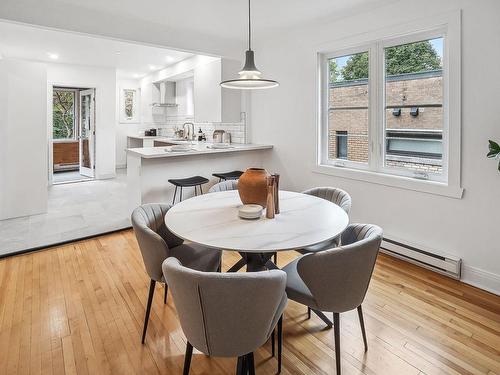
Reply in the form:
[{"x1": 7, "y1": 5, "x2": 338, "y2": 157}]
[{"x1": 248, "y1": 0, "x2": 252, "y2": 51}]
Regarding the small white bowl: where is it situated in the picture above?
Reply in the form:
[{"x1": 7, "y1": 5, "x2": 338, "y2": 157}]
[{"x1": 238, "y1": 204, "x2": 263, "y2": 220}]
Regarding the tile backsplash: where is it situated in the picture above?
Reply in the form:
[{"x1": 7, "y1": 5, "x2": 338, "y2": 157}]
[{"x1": 139, "y1": 113, "x2": 247, "y2": 144}]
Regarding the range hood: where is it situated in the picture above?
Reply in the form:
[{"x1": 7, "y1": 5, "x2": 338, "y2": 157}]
[{"x1": 151, "y1": 81, "x2": 178, "y2": 107}]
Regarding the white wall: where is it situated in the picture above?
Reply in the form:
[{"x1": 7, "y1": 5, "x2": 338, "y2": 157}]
[
  {"x1": 250, "y1": 0, "x2": 500, "y2": 293},
  {"x1": 47, "y1": 63, "x2": 117, "y2": 178},
  {"x1": 116, "y1": 78, "x2": 141, "y2": 168},
  {"x1": 0, "y1": 58, "x2": 47, "y2": 220}
]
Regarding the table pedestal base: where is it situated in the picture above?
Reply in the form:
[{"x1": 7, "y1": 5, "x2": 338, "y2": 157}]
[{"x1": 227, "y1": 252, "x2": 278, "y2": 272}]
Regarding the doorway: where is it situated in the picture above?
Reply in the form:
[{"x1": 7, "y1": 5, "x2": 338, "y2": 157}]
[{"x1": 51, "y1": 86, "x2": 96, "y2": 184}]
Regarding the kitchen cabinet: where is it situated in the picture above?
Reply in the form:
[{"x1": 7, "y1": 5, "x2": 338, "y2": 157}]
[{"x1": 194, "y1": 58, "x2": 241, "y2": 123}]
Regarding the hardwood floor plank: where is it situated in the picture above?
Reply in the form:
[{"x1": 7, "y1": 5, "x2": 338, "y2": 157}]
[{"x1": 0, "y1": 229, "x2": 498, "y2": 375}]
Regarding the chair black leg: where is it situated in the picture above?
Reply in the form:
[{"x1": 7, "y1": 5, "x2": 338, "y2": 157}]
[
  {"x1": 333, "y1": 313, "x2": 341, "y2": 375},
  {"x1": 307, "y1": 307, "x2": 311, "y2": 319},
  {"x1": 217, "y1": 258, "x2": 222, "y2": 273},
  {"x1": 273, "y1": 252, "x2": 277, "y2": 265},
  {"x1": 311, "y1": 308, "x2": 333, "y2": 328},
  {"x1": 183, "y1": 342, "x2": 193, "y2": 375},
  {"x1": 278, "y1": 316, "x2": 283, "y2": 373},
  {"x1": 247, "y1": 353, "x2": 255, "y2": 375},
  {"x1": 164, "y1": 283, "x2": 168, "y2": 304},
  {"x1": 180, "y1": 187, "x2": 183, "y2": 201},
  {"x1": 236, "y1": 356, "x2": 243, "y2": 375},
  {"x1": 357, "y1": 305, "x2": 368, "y2": 352},
  {"x1": 236, "y1": 355, "x2": 247, "y2": 375},
  {"x1": 199, "y1": 184, "x2": 203, "y2": 194},
  {"x1": 271, "y1": 329, "x2": 275, "y2": 357},
  {"x1": 172, "y1": 186, "x2": 178, "y2": 205},
  {"x1": 194, "y1": 185, "x2": 198, "y2": 196},
  {"x1": 141, "y1": 279, "x2": 156, "y2": 344}
]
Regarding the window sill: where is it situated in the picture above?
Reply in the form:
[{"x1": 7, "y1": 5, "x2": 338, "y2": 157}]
[
  {"x1": 313, "y1": 164, "x2": 464, "y2": 199},
  {"x1": 52, "y1": 139, "x2": 78, "y2": 143}
]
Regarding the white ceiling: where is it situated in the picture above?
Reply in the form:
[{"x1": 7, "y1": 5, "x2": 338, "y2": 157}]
[
  {"x1": 49, "y1": 0, "x2": 397, "y2": 39},
  {"x1": 0, "y1": 0, "x2": 398, "y2": 47},
  {"x1": 0, "y1": 21, "x2": 196, "y2": 79}
]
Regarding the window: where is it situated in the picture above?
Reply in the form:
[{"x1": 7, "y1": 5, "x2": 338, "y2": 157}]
[
  {"x1": 318, "y1": 26, "x2": 461, "y2": 192},
  {"x1": 327, "y1": 51, "x2": 369, "y2": 165},
  {"x1": 336, "y1": 131, "x2": 348, "y2": 159},
  {"x1": 53, "y1": 89, "x2": 77, "y2": 140},
  {"x1": 383, "y1": 38, "x2": 444, "y2": 176}
]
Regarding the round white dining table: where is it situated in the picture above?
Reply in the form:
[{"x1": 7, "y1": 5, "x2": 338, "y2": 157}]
[{"x1": 165, "y1": 190, "x2": 349, "y2": 271}]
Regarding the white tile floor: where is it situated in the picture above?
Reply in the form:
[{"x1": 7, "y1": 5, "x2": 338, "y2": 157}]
[
  {"x1": 0, "y1": 169, "x2": 130, "y2": 256},
  {"x1": 53, "y1": 170, "x2": 93, "y2": 184}
]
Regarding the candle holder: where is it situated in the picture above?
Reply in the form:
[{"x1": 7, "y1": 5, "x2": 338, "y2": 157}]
[
  {"x1": 273, "y1": 173, "x2": 280, "y2": 214},
  {"x1": 266, "y1": 175, "x2": 276, "y2": 219}
]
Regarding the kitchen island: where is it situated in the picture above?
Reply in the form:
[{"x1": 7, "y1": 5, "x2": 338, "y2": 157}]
[{"x1": 126, "y1": 142, "x2": 273, "y2": 213}]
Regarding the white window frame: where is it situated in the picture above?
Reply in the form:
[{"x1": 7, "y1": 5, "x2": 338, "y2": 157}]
[{"x1": 315, "y1": 11, "x2": 462, "y2": 199}]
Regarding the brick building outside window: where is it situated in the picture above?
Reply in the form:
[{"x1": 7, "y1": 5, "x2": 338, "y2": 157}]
[{"x1": 328, "y1": 70, "x2": 443, "y2": 173}]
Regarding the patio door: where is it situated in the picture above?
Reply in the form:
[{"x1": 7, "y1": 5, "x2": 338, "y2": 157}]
[{"x1": 79, "y1": 89, "x2": 95, "y2": 178}]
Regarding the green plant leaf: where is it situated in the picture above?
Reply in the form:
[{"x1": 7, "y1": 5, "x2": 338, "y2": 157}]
[
  {"x1": 487, "y1": 140, "x2": 500, "y2": 158},
  {"x1": 498, "y1": 159, "x2": 500, "y2": 172},
  {"x1": 489, "y1": 139, "x2": 500, "y2": 151}
]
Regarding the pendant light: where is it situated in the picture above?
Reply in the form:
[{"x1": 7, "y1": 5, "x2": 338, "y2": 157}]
[{"x1": 220, "y1": 0, "x2": 279, "y2": 90}]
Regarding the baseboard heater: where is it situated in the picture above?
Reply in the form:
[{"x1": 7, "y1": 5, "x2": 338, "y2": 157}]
[{"x1": 380, "y1": 237, "x2": 462, "y2": 279}]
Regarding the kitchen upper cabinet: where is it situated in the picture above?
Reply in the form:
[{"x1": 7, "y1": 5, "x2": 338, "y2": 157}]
[{"x1": 194, "y1": 58, "x2": 241, "y2": 123}]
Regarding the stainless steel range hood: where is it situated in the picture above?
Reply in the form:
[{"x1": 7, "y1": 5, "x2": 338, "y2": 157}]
[{"x1": 151, "y1": 81, "x2": 178, "y2": 107}]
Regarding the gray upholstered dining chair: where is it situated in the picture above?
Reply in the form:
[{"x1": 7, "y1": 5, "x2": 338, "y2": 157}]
[
  {"x1": 296, "y1": 187, "x2": 352, "y2": 254},
  {"x1": 282, "y1": 223, "x2": 382, "y2": 375},
  {"x1": 208, "y1": 179, "x2": 239, "y2": 193},
  {"x1": 162, "y1": 257, "x2": 287, "y2": 375},
  {"x1": 131, "y1": 203, "x2": 222, "y2": 344}
]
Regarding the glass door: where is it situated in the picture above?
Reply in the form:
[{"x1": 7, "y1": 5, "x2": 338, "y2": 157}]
[{"x1": 79, "y1": 89, "x2": 95, "y2": 178}]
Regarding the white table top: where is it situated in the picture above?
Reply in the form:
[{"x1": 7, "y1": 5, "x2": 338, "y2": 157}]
[{"x1": 165, "y1": 190, "x2": 349, "y2": 253}]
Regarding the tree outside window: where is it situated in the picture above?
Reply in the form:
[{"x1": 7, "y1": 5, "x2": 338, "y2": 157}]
[
  {"x1": 339, "y1": 40, "x2": 441, "y2": 81},
  {"x1": 53, "y1": 90, "x2": 76, "y2": 139}
]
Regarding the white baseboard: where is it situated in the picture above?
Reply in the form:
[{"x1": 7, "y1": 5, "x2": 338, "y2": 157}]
[{"x1": 461, "y1": 265, "x2": 500, "y2": 296}]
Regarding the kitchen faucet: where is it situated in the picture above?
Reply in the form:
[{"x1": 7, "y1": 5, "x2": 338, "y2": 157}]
[{"x1": 183, "y1": 122, "x2": 195, "y2": 141}]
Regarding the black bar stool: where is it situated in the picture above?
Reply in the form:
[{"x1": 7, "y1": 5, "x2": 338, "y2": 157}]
[
  {"x1": 212, "y1": 170, "x2": 244, "y2": 182},
  {"x1": 168, "y1": 176, "x2": 209, "y2": 204}
]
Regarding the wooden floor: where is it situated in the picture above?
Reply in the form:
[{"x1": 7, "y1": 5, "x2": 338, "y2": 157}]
[{"x1": 0, "y1": 230, "x2": 499, "y2": 375}]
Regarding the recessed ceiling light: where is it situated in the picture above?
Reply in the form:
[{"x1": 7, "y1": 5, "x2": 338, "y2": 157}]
[
  {"x1": 166, "y1": 56, "x2": 174, "y2": 63},
  {"x1": 133, "y1": 73, "x2": 143, "y2": 79},
  {"x1": 148, "y1": 65, "x2": 158, "y2": 71},
  {"x1": 47, "y1": 53, "x2": 59, "y2": 60}
]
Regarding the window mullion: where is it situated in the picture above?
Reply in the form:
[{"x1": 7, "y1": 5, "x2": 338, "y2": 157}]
[{"x1": 368, "y1": 43, "x2": 381, "y2": 172}]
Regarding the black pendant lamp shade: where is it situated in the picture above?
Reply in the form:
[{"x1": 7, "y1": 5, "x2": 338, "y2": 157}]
[{"x1": 220, "y1": 0, "x2": 279, "y2": 90}]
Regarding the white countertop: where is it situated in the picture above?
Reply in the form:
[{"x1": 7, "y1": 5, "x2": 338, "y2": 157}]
[
  {"x1": 126, "y1": 142, "x2": 273, "y2": 159},
  {"x1": 165, "y1": 190, "x2": 349, "y2": 252}
]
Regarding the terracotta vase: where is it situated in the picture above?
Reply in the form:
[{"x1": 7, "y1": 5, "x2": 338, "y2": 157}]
[{"x1": 238, "y1": 168, "x2": 270, "y2": 207}]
